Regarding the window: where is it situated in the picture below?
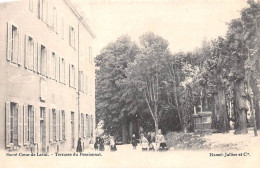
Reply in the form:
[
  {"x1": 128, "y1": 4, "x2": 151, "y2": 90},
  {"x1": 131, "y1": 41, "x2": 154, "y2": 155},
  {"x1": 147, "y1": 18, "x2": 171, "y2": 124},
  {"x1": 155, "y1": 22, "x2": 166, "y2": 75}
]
[
  {"x1": 87, "y1": 115, "x2": 91, "y2": 137},
  {"x1": 85, "y1": 75, "x2": 88, "y2": 94},
  {"x1": 53, "y1": 109, "x2": 56, "y2": 141},
  {"x1": 39, "y1": 45, "x2": 47, "y2": 75},
  {"x1": 25, "y1": 36, "x2": 34, "y2": 70},
  {"x1": 61, "y1": 110, "x2": 65, "y2": 140},
  {"x1": 29, "y1": 0, "x2": 33, "y2": 12},
  {"x1": 85, "y1": 115, "x2": 88, "y2": 137},
  {"x1": 7, "y1": 24, "x2": 20, "y2": 64},
  {"x1": 24, "y1": 105, "x2": 34, "y2": 145},
  {"x1": 79, "y1": 71, "x2": 84, "y2": 92},
  {"x1": 60, "y1": 58, "x2": 65, "y2": 83},
  {"x1": 51, "y1": 52, "x2": 56, "y2": 79},
  {"x1": 61, "y1": 17, "x2": 64, "y2": 39},
  {"x1": 10, "y1": 103, "x2": 18, "y2": 146},
  {"x1": 89, "y1": 47, "x2": 92, "y2": 63},
  {"x1": 53, "y1": 7, "x2": 57, "y2": 32},
  {"x1": 6, "y1": 102, "x2": 24, "y2": 148},
  {"x1": 69, "y1": 26, "x2": 75, "y2": 49},
  {"x1": 42, "y1": 0, "x2": 48, "y2": 23},
  {"x1": 81, "y1": 113, "x2": 84, "y2": 138},
  {"x1": 69, "y1": 64, "x2": 75, "y2": 88}
]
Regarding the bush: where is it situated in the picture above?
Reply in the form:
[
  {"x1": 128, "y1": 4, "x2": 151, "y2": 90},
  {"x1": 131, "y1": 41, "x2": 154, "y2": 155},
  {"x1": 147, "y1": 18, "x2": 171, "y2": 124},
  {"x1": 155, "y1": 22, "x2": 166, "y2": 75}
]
[{"x1": 165, "y1": 132, "x2": 209, "y2": 150}]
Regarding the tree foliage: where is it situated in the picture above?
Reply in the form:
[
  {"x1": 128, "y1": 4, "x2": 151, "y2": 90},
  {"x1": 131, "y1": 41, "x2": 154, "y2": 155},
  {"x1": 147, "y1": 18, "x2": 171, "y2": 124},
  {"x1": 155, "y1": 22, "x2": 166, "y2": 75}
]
[{"x1": 95, "y1": 0, "x2": 260, "y2": 138}]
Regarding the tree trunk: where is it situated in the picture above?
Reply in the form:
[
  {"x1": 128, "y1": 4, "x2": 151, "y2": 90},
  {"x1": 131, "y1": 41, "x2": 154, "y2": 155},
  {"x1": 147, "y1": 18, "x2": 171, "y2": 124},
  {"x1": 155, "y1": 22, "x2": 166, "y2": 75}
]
[
  {"x1": 211, "y1": 94, "x2": 218, "y2": 130},
  {"x1": 121, "y1": 118, "x2": 129, "y2": 144},
  {"x1": 234, "y1": 79, "x2": 248, "y2": 134},
  {"x1": 154, "y1": 119, "x2": 158, "y2": 135},
  {"x1": 217, "y1": 87, "x2": 229, "y2": 133},
  {"x1": 250, "y1": 76, "x2": 260, "y2": 129},
  {"x1": 255, "y1": 96, "x2": 260, "y2": 129}
]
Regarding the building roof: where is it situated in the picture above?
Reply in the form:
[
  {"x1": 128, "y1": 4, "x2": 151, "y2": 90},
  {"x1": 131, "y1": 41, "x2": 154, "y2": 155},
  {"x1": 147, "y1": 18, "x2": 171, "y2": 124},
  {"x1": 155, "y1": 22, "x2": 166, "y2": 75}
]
[{"x1": 64, "y1": 0, "x2": 96, "y2": 39}]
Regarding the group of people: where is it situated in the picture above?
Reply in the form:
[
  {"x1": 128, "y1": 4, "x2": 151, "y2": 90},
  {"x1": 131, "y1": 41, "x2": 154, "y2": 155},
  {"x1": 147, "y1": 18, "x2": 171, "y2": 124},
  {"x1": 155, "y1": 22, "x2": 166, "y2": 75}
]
[
  {"x1": 75, "y1": 128, "x2": 167, "y2": 153},
  {"x1": 131, "y1": 129, "x2": 168, "y2": 151},
  {"x1": 76, "y1": 136, "x2": 117, "y2": 152},
  {"x1": 94, "y1": 136, "x2": 117, "y2": 152}
]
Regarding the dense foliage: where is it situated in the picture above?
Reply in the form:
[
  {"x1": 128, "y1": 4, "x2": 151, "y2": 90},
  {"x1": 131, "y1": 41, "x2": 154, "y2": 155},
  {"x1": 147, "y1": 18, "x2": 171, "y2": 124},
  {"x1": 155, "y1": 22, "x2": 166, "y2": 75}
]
[{"x1": 95, "y1": 1, "x2": 260, "y2": 138}]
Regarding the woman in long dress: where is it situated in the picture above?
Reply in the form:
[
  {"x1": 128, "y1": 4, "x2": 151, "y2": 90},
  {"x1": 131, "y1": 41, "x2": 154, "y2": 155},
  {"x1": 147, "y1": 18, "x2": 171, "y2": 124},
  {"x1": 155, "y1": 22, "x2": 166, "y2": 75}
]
[{"x1": 76, "y1": 137, "x2": 82, "y2": 152}]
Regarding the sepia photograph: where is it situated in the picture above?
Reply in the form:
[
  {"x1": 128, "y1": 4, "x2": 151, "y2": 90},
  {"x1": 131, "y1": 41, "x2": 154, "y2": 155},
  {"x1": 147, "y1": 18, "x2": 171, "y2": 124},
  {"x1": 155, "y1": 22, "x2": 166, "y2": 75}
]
[{"x1": 0, "y1": 0, "x2": 259, "y2": 168}]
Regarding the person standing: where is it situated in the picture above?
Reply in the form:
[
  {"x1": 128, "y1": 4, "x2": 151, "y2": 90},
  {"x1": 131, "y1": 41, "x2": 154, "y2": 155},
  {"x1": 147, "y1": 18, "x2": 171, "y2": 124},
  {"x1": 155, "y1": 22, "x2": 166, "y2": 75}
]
[
  {"x1": 131, "y1": 134, "x2": 138, "y2": 150},
  {"x1": 140, "y1": 133, "x2": 149, "y2": 151},
  {"x1": 76, "y1": 137, "x2": 82, "y2": 153},
  {"x1": 109, "y1": 136, "x2": 117, "y2": 152},
  {"x1": 147, "y1": 132, "x2": 154, "y2": 151},
  {"x1": 99, "y1": 137, "x2": 105, "y2": 151},
  {"x1": 155, "y1": 129, "x2": 167, "y2": 151}
]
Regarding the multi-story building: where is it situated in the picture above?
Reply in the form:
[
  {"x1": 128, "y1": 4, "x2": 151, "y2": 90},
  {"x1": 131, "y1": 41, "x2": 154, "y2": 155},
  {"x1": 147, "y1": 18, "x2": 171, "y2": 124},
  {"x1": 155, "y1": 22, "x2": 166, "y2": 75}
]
[{"x1": 0, "y1": 0, "x2": 96, "y2": 153}]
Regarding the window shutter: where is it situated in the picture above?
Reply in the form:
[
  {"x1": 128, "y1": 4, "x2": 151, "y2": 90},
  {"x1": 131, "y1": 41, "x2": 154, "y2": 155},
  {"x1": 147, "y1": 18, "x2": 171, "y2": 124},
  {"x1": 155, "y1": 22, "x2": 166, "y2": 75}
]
[
  {"x1": 83, "y1": 115, "x2": 86, "y2": 138},
  {"x1": 17, "y1": 104, "x2": 23, "y2": 146},
  {"x1": 64, "y1": 112, "x2": 66, "y2": 140},
  {"x1": 38, "y1": 0, "x2": 43, "y2": 19},
  {"x1": 49, "y1": 109, "x2": 53, "y2": 143},
  {"x1": 59, "y1": 57, "x2": 61, "y2": 82},
  {"x1": 5, "y1": 102, "x2": 11, "y2": 148},
  {"x1": 63, "y1": 59, "x2": 66, "y2": 84},
  {"x1": 24, "y1": 35, "x2": 28, "y2": 68},
  {"x1": 56, "y1": 56, "x2": 60, "y2": 82},
  {"x1": 7, "y1": 22, "x2": 12, "y2": 61},
  {"x1": 18, "y1": 30, "x2": 23, "y2": 66},
  {"x1": 69, "y1": 26, "x2": 71, "y2": 46},
  {"x1": 59, "y1": 111, "x2": 62, "y2": 141},
  {"x1": 33, "y1": 41, "x2": 37, "y2": 72},
  {"x1": 37, "y1": 43, "x2": 41, "y2": 74},
  {"x1": 56, "y1": 110, "x2": 59, "y2": 141},
  {"x1": 47, "y1": 0, "x2": 53, "y2": 27},
  {"x1": 34, "y1": 106, "x2": 39, "y2": 144},
  {"x1": 46, "y1": 49, "x2": 50, "y2": 78},
  {"x1": 69, "y1": 64, "x2": 71, "y2": 86},
  {"x1": 88, "y1": 115, "x2": 90, "y2": 137},
  {"x1": 23, "y1": 105, "x2": 28, "y2": 145},
  {"x1": 82, "y1": 72, "x2": 84, "y2": 93}
]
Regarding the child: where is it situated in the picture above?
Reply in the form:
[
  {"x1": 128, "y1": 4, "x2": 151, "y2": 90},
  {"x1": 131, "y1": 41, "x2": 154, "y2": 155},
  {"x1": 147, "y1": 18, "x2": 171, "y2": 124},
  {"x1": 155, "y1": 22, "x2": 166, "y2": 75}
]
[
  {"x1": 140, "y1": 133, "x2": 149, "y2": 151},
  {"x1": 109, "y1": 136, "x2": 117, "y2": 152}
]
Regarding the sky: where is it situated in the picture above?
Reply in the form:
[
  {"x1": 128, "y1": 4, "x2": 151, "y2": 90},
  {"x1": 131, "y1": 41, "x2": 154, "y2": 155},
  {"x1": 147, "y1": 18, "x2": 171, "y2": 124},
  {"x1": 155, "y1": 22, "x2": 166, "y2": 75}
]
[{"x1": 71, "y1": 0, "x2": 248, "y2": 56}]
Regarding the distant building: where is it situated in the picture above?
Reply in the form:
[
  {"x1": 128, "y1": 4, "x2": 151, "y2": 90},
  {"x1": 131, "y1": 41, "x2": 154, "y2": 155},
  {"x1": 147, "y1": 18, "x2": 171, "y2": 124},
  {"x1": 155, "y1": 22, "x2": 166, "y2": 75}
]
[{"x1": 0, "y1": 0, "x2": 96, "y2": 153}]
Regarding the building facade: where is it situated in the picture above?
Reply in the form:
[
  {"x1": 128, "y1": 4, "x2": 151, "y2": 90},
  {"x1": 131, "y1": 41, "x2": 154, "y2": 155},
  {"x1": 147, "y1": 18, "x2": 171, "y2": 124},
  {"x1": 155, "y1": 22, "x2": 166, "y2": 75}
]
[{"x1": 0, "y1": 0, "x2": 96, "y2": 153}]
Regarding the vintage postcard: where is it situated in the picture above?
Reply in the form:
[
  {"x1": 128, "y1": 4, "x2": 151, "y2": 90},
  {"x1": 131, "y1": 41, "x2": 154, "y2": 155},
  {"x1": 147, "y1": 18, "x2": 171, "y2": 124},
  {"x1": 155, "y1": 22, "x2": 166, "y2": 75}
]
[{"x1": 0, "y1": 0, "x2": 259, "y2": 168}]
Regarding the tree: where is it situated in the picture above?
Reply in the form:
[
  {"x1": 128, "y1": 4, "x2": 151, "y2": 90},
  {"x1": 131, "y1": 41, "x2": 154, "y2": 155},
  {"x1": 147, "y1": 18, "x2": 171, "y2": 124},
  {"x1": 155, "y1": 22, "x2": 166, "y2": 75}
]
[
  {"x1": 95, "y1": 35, "x2": 139, "y2": 136},
  {"x1": 125, "y1": 32, "x2": 171, "y2": 134}
]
